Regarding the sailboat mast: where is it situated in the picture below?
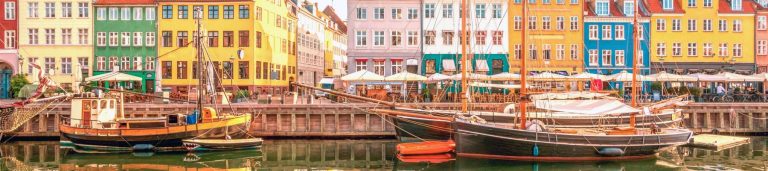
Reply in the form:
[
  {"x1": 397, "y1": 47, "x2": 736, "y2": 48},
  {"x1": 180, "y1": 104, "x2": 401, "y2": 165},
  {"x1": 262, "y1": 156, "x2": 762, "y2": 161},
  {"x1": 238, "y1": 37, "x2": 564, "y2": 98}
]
[
  {"x1": 196, "y1": 7, "x2": 204, "y2": 113},
  {"x1": 460, "y1": 0, "x2": 469, "y2": 113},
  {"x1": 519, "y1": 0, "x2": 528, "y2": 128},
  {"x1": 630, "y1": 0, "x2": 640, "y2": 127}
]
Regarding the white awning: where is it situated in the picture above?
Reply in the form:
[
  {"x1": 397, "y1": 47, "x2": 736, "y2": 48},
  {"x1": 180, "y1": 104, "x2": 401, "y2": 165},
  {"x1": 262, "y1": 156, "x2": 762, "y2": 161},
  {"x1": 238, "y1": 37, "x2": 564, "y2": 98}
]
[
  {"x1": 688, "y1": 73, "x2": 727, "y2": 82},
  {"x1": 469, "y1": 82, "x2": 526, "y2": 89},
  {"x1": 489, "y1": 72, "x2": 521, "y2": 81},
  {"x1": 384, "y1": 71, "x2": 428, "y2": 81},
  {"x1": 534, "y1": 99, "x2": 641, "y2": 115},
  {"x1": 341, "y1": 70, "x2": 385, "y2": 81},
  {"x1": 319, "y1": 78, "x2": 335, "y2": 84},
  {"x1": 442, "y1": 59, "x2": 456, "y2": 72},
  {"x1": 475, "y1": 60, "x2": 489, "y2": 72},
  {"x1": 427, "y1": 73, "x2": 452, "y2": 82},
  {"x1": 531, "y1": 92, "x2": 610, "y2": 100},
  {"x1": 648, "y1": 71, "x2": 697, "y2": 82},
  {"x1": 85, "y1": 71, "x2": 142, "y2": 82},
  {"x1": 718, "y1": 72, "x2": 763, "y2": 82}
]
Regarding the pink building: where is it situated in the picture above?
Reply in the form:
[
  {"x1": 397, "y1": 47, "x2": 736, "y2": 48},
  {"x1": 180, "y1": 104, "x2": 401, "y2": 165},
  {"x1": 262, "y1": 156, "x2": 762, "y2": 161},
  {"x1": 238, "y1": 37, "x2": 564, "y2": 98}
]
[
  {"x1": 347, "y1": 0, "x2": 422, "y2": 76},
  {"x1": 757, "y1": 4, "x2": 768, "y2": 73},
  {"x1": 0, "y1": 0, "x2": 17, "y2": 98}
]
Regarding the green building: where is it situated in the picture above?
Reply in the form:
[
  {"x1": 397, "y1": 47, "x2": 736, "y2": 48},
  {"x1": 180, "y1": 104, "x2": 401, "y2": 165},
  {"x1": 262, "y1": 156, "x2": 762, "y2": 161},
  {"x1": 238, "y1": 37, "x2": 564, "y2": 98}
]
[{"x1": 93, "y1": 0, "x2": 158, "y2": 93}]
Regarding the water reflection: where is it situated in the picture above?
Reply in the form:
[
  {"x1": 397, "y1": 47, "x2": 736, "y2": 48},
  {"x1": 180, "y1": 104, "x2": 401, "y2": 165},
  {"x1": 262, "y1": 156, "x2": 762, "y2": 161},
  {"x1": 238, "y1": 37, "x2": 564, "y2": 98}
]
[{"x1": 0, "y1": 138, "x2": 765, "y2": 170}]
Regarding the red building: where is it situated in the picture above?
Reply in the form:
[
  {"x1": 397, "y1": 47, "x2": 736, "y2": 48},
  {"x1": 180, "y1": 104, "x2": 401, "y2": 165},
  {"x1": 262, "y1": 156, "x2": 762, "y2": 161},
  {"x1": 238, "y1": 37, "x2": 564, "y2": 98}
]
[
  {"x1": 757, "y1": 3, "x2": 768, "y2": 73},
  {"x1": 0, "y1": 0, "x2": 17, "y2": 98}
]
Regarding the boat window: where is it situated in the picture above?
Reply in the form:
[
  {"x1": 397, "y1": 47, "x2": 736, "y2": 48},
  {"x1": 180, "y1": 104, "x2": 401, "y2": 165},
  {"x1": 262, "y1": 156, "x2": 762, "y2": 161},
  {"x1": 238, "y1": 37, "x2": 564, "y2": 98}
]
[
  {"x1": 90, "y1": 100, "x2": 97, "y2": 109},
  {"x1": 100, "y1": 100, "x2": 107, "y2": 110},
  {"x1": 109, "y1": 100, "x2": 115, "y2": 109}
]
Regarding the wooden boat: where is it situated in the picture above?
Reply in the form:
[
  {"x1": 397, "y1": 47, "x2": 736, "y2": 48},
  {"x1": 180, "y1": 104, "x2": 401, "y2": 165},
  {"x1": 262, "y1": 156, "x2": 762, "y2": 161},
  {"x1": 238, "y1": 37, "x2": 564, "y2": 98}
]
[{"x1": 183, "y1": 138, "x2": 263, "y2": 150}]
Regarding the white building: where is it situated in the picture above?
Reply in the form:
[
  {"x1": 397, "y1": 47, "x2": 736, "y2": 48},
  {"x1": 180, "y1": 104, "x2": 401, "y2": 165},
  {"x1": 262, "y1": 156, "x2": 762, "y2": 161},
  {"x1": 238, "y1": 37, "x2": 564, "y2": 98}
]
[{"x1": 297, "y1": 1, "x2": 326, "y2": 86}]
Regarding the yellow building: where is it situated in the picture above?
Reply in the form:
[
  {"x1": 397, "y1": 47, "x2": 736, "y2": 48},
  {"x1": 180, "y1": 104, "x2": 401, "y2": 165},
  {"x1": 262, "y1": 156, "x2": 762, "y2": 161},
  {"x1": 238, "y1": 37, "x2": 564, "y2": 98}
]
[
  {"x1": 647, "y1": 0, "x2": 756, "y2": 74},
  {"x1": 318, "y1": 6, "x2": 348, "y2": 77},
  {"x1": 508, "y1": 0, "x2": 584, "y2": 75},
  {"x1": 158, "y1": 0, "x2": 297, "y2": 95},
  {"x1": 19, "y1": 0, "x2": 93, "y2": 89}
]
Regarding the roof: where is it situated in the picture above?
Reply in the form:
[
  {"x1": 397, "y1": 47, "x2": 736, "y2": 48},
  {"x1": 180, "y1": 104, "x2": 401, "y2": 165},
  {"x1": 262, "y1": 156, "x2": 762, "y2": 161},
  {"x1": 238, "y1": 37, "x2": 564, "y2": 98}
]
[
  {"x1": 322, "y1": 6, "x2": 347, "y2": 33},
  {"x1": 718, "y1": 0, "x2": 757, "y2": 14},
  {"x1": 584, "y1": 0, "x2": 652, "y2": 17},
  {"x1": 645, "y1": 0, "x2": 685, "y2": 14},
  {"x1": 95, "y1": 0, "x2": 155, "y2": 5}
]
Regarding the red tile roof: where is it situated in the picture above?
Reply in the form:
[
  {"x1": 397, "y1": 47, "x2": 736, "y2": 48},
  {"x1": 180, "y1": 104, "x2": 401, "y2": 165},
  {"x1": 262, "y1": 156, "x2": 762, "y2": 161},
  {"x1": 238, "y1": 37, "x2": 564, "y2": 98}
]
[
  {"x1": 95, "y1": 0, "x2": 155, "y2": 5},
  {"x1": 718, "y1": 0, "x2": 757, "y2": 14},
  {"x1": 322, "y1": 6, "x2": 347, "y2": 33},
  {"x1": 584, "y1": 0, "x2": 647, "y2": 17},
  {"x1": 644, "y1": 0, "x2": 685, "y2": 14}
]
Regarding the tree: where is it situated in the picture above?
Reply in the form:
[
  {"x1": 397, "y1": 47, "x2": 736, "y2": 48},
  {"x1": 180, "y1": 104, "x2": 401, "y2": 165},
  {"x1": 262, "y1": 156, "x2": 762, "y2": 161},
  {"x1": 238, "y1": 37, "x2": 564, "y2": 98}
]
[{"x1": 10, "y1": 74, "x2": 29, "y2": 98}]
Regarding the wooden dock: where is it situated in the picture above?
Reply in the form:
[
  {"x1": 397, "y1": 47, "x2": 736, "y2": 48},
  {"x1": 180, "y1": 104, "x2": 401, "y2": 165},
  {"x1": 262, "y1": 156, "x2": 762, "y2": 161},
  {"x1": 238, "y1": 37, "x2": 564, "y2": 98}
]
[
  {"x1": 688, "y1": 134, "x2": 751, "y2": 151},
  {"x1": 681, "y1": 103, "x2": 768, "y2": 133}
]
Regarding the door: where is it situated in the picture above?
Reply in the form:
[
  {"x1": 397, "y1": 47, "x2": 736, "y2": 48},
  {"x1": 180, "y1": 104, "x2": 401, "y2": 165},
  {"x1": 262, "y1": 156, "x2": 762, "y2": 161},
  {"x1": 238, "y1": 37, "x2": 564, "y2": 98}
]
[
  {"x1": 146, "y1": 80, "x2": 155, "y2": 93},
  {"x1": 0, "y1": 69, "x2": 10, "y2": 98}
]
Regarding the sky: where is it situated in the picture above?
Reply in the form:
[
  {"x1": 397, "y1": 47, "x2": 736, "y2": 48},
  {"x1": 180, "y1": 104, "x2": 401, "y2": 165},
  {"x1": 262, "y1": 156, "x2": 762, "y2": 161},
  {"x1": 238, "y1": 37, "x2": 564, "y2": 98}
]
[{"x1": 316, "y1": 0, "x2": 348, "y2": 20}]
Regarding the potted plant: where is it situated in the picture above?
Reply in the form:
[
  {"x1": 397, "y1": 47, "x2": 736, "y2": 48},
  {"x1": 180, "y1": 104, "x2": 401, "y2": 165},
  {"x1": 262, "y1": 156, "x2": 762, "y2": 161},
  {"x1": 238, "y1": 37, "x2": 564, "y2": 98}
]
[
  {"x1": 234, "y1": 90, "x2": 250, "y2": 103},
  {"x1": 688, "y1": 87, "x2": 703, "y2": 102}
]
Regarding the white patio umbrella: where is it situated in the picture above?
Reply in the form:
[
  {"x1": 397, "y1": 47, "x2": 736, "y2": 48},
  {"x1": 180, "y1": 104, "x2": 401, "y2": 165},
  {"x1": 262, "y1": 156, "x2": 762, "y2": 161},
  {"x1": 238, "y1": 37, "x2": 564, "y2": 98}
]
[
  {"x1": 85, "y1": 71, "x2": 142, "y2": 82},
  {"x1": 426, "y1": 73, "x2": 452, "y2": 82},
  {"x1": 529, "y1": 72, "x2": 568, "y2": 81},
  {"x1": 384, "y1": 71, "x2": 427, "y2": 81},
  {"x1": 608, "y1": 71, "x2": 652, "y2": 82},
  {"x1": 687, "y1": 73, "x2": 727, "y2": 82},
  {"x1": 341, "y1": 70, "x2": 385, "y2": 81},
  {"x1": 750, "y1": 73, "x2": 768, "y2": 81},
  {"x1": 568, "y1": 72, "x2": 608, "y2": 80},
  {"x1": 449, "y1": 73, "x2": 490, "y2": 81},
  {"x1": 488, "y1": 72, "x2": 521, "y2": 81},
  {"x1": 718, "y1": 72, "x2": 763, "y2": 82},
  {"x1": 648, "y1": 71, "x2": 697, "y2": 82}
]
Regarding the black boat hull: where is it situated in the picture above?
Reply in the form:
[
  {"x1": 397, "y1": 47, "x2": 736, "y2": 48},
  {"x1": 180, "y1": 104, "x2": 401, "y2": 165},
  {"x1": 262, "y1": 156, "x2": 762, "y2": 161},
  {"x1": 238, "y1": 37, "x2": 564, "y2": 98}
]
[{"x1": 393, "y1": 116, "x2": 452, "y2": 142}]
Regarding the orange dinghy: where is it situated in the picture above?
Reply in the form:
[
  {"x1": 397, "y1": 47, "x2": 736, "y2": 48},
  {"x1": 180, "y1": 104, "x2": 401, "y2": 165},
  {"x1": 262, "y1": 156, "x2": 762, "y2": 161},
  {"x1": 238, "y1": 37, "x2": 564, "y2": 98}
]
[
  {"x1": 396, "y1": 140, "x2": 455, "y2": 155},
  {"x1": 397, "y1": 153, "x2": 454, "y2": 163}
]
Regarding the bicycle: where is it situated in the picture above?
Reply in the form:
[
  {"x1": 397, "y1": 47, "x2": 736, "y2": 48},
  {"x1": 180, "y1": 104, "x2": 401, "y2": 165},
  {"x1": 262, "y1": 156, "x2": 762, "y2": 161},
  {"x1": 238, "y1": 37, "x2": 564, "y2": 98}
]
[{"x1": 711, "y1": 93, "x2": 734, "y2": 102}]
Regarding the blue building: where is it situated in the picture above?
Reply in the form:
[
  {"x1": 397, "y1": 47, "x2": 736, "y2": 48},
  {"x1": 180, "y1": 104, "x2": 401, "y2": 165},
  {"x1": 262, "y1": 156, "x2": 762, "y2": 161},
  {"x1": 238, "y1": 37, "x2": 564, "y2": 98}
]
[{"x1": 584, "y1": 0, "x2": 651, "y2": 92}]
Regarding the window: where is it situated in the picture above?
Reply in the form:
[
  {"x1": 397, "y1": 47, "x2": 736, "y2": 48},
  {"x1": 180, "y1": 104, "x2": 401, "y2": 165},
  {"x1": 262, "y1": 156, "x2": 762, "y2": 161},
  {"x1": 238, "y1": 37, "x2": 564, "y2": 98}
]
[
  {"x1": 146, "y1": 32, "x2": 155, "y2": 46},
  {"x1": 355, "y1": 31, "x2": 367, "y2": 47},
  {"x1": 162, "y1": 5, "x2": 172, "y2": 19},
  {"x1": 602, "y1": 50, "x2": 611, "y2": 65},
  {"x1": 133, "y1": 32, "x2": 142, "y2": 46},
  {"x1": 238, "y1": 61, "x2": 249, "y2": 79},
  {"x1": 759, "y1": 40, "x2": 768, "y2": 55},
  {"x1": 44, "y1": 2, "x2": 54, "y2": 18},
  {"x1": 120, "y1": 32, "x2": 130, "y2": 46},
  {"x1": 703, "y1": 43, "x2": 713, "y2": 56},
  {"x1": 162, "y1": 31, "x2": 171, "y2": 47},
  {"x1": 97, "y1": 56, "x2": 105, "y2": 71},
  {"x1": 513, "y1": 44, "x2": 522, "y2": 60},
  {"x1": 223, "y1": 5, "x2": 233, "y2": 19},
  {"x1": 615, "y1": 50, "x2": 625, "y2": 66},
  {"x1": 391, "y1": 31, "x2": 401, "y2": 46},
  {"x1": 391, "y1": 8, "x2": 402, "y2": 19},
  {"x1": 570, "y1": 16, "x2": 579, "y2": 30},
  {"x1": 425, "y1": 31, "x2": 435, "y2": 45},
  {"x1": 108, "y1": 32, "x2": 118, "y2": 46},
  {"x1": 442, "y1": 3, "x2": 453, "y2": 18},
  {"x1": 373, "y1": 61, "x2": 385, "y2": 75},
  {"x1": 639, "y1": 25, "x2": 644, "y2": 39},
  {"x1": 391, "y1": 60, "x2": 402, "y2": 74},
  {"x1": 475, "y1": 4, "x2": 486, "y2": 18},
  {"x1": 615, "y1": 25, "x2": 625, "y2": 40},
  {"x1": 355, "y1": 60, "x2": 367, "y2": 71},
  {"x1": 262, "y1": 62, "x2": 269, "y2": 79},
  {"x1": 44, "y1": 58, "x2": 54, "y2": 74},
  {"x1": 529, "y1": 44, "x2": 537, "y2": 59},
  {"x1": 178, "y1": 5, "x2": 187, "y2": 19},
  {"x1": 687, "y1": 43, "x2": 697, "y2": 56},
  {"x1": 77, "y1": 29, "x2": 88, "y2": 45},
  {"x1": 556, "y1": 16, "x2": 564, "y2": 30},
  {"x1": 120, "y1": 57, "x2": 130, "y2": 71},
  {"x1": 408, "y1": 8, "x2": 418, "y2": 19},
  {"x1": 656, "y1": 19, "x2": 666, "y2": 31},
  {"x1": 719, "y1": 19, "x2": 727, "y2": 32},
  {"x1": 513, "y1": 16, "x2": 522, "y2": 30},
  {"x1": 442, "y1": 31, "x2": 454, "y2": 45},
  {"x1": 203, "y1": 5, "x2": 218, "y2": 19},
  {"x1": 97, "y1": 8, "x2": 106, "y2": 20},
  {"x1": 239, "y1": 5, "x2": 249, "y2": 19},
  {"x1": 602, "y1": 25, "x2": 611, "y2": 40},
  {"x1": 176, "y1": 61, "x2": 187, "y2": 79},
  {"x1": 239, "y1": 31, "x2": 249, "y2": 47},
  {"x1": 373, "y1": 7, "x2": 383, "y2": 19},
  {"x1": 145, "y1": 57, "x2": 155, "y2": 71},
  {"x1": 687, "y1": 19, "x2": 696, "y2": 31},
  {"x1": 596, "y1": 0, "x2": 609, "y2": 16},
  {"x1": 657, "y1": 43, "x2": 666, "y2": 56},
  {"x1": 719, "y1": 43, "x2": 728, "y2": 56},
  {"x1": 120, "y1": 7, "x2": 130, "y2": 20},
  {"x1": 424, "y1": 3, "x2": 435, "y2": 18},
  {"x1": 4, "y1": 2, "x2": 15, "y2": 20},
  {"x1": 61, "y1": 28, "x2": 71, "y2": 45},
  {"x1": 528, "y1": 16, "x2": 536, "y2": 30},
  {"x1": 474, "y1": 31, "x2": 486, "y2": 45},
  {"x1": 556, "y1": 44, "x2": 565, "y2": 60},
  {"x1": 28, "y1": 2, "x2": 38, "y2": 18},
  {"x1": 733, "y1": 19, "x2": 742, "y2": 32},
  {"x1": 663, "y1": 0, "x2": 673, "y2": 10},
  {"x1": 589, "y1": 25, "x2": 598, "y2": 40},
  {"x1": 571, "y1": 44, "x2": 579, "y2": 60},
  {"x1": 688, "y1": 0, "x2": 696, "y2": 7},
  {"x1": 589, "y1": 50, "x2": 598, "y2": 66},
  {"x1": 144, "y1": 7, "x2": 155, "y2": 21},
  {"x1": 133, "y1": 57, "x2": 142, "y2": 70},
  {"x1": 492, "y1": 31, "x2": 503, "y2": 45},
  {"x1": 61, "y1": 57, "x2": 71, "y2": 74},
  {"x1": 28, "y1": 29, "x2": 38, "y2": 45},
  {"x1": 207, "y1": 31, "x2": 218, "y2": 47},
  {"x1": 542, "y1": 16, "x2": 551, "y2": 30},
  {"x1": 732, "y1": 0, "x2": 742, "y2": 11},
  {"x1": 44, "y1": 29, "x2": 54, "y2": 45},
  {"x1": 78, "y1": 2, "x2": 88, "y2": 18},
  {"x1": 703, "y1": 19, "x2": 712, "y2": 31},
  {"x1": 672, "y1": 43, "x2": 681, "y2": 56},
  {"x1": 223, "y1": 31, "x2": 233, "y2": 47},
  {"x1": 759, "y1": 16, "x2": 767, "y2": 30},
  {"x1": 492, "y1": 4, "x2": 502, "y2": 18},
  {"x1": 177, "y1": 31, "x2": 187, "y2": 47},
  {"x1": 672, "y1": 19, "x2": 681, "y2": 31},
  {"x1": 356, "y1": 8, "x2": 366, "y2": 19},
  {"x1": 27, "y1": 57, "x2": 37, "y2": 73},
  {"x1": 407, "y1": 31, "x2": 418, "y2": 46},
  {"x1": 254, "y1": 61, "x2": 261, "y2": 79},
  {"x1": 733, "y1": 43, "x2": 742, "y2": 57},
  {"x1": 61, "y1": 3, "x2": 72, "y2": 18},
  {"x1": 624, "y1": 2, "x2": 635, "y2": 16},
  {"x1": 571, "y1": 0, "x2": 579, "y2": 4},
  {"x1": 3, "y1": 31, "x2": 14, "y2": 48},
  {"x1": 255, "y1": 31, "x2": 261, "y2": 48},
  {"x1": 704, "y1": 0, "x2": 712, "y2": 7}
]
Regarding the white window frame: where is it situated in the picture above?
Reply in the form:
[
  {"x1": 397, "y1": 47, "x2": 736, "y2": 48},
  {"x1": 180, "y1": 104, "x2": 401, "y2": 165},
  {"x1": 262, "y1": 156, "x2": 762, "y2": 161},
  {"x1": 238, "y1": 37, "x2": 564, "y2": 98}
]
[
  {"x1": 97, "y1": 7, "x2": 106, "y2": 20},
  {"x1": 703, "y1": 19, "x2": 712, "y2": 31},
  {"x1": 687, "y1": 19, "x2": 696, "y2": 32},
  {"x1": 4, "y1": 2, "x2": 15, "y2": 20},
  {"x1": 121, "y1": 32, "x2": 130, "y2": 46},
  {"x1": 672, "y1": 19, "x2": 681, "y2": 31},
  {"x1": 703, "y1": 43, "x2": 713, "y2": 56},
  {"x1": 615, "y1": 50, "x2": 625, "y2": 66},
  {"x1": 97, "y1": 32, "x2": 106, "y2": 46},
  {"x1": 602, "y1": 25, "x2": 611, "y2": 40},
  {"x1": 570, "y1": 44, "x2": 578, "y2": 60},
  {"x1": 146, "y1": 32, "x2": 156, "y2": 46},
  {"x1": 133, "y1": 7, "x2": 142, "y2": 21},
  {"x1": 687, "y1": 43, "x2": 697, "y2": 56},
  {"x1": 657, "y1": 43, "x2": 666, "y2": 56},
  {"x1": 355, "y1": 31, "x2": 367, "y2": 47},
  {"x1": 133, "y1": 32, "x2": 142, "y2": 46},
  {"x1": 3, "y1": 30, "x2": 14, "y2": 49},
  {"x1": 759, "y1": 40, "x2": 768, "y2": 55},
  {"x1": 121, "y1": 7, "x2": 130, "y2": 20},
  {"x1": 589, "y1": 25, "x2": 598, "y2": 40},
  {"x1": 570, "y1": 16, "x2": 579, "y2": 30},
  {"x1": 656, "y1": 19, "x2": 666, "y2": 31},
  {"x1": 589, "y1": 49, "x2": 598, "y2": 66},
  {"x1": 27, "y1": 2, "x2": 38, "y2": 18},
  {"x1": 719, "y1": 19, "x2": 727, "y2": 32},
  {"x1": 133, "y1": 57, "x2": 142, "y2": 70},
  {"x1": 373, "y1": 31, "x2": 384, "y2": 46},
  {"x1": 733, "y1": 19, "x2": 742, "y2": 32},
  {"x1": 733, "y1": 43, "x2": 742, "y2": 57},
  {"x1": 615, "y1": 25, "x2": 625, "y2": 40},
  {"x1": 672, "y1": 42, "x2": 682, "y2": 56},
  {"x1": 556, "y1": 44, "x2": 564, "y2": 60},
  {"x1": 146, "y1": 7, "x2": 155, "y2": 20},
  {"x1": 719, "y1": 43, "x2": 728, "y2": 57},
  {"x1": 759, "y1": 16, "x2": 767, "y2": 30},
  {"x1": 601, "y1": 50, "x2": 611, "y2": 66},
  {"x1": 109, "y1": 8, "x2": 118, "y2": 20}
]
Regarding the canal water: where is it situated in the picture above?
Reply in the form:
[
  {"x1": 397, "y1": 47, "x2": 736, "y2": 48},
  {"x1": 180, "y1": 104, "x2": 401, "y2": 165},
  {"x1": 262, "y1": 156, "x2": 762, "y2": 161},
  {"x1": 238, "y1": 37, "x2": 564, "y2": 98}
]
[{"x1": 0, "y1": 137, "x2": 765, "y2": 171}]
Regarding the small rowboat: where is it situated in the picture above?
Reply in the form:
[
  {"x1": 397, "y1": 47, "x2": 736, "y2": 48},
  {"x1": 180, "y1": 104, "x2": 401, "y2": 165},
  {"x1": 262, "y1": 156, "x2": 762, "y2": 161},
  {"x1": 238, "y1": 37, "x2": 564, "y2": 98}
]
[{"x1": 183, "y1": 138, "x2": 263, "y2": 151}]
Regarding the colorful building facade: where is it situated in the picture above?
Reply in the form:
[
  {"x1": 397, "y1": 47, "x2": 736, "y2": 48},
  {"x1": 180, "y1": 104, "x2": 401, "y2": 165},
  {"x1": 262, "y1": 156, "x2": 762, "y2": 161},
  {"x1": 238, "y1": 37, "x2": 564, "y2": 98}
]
[
  {"x1": 93, "y1": 0, "x2": 157, "y2": 93},
  {"x1": 646, "y1": 0, "x2": 756, "y2": 74},
  {"x1": 583, "y1": 0, "x2": 651, "y2": 75},
  {"x1": 756, "y1": 2, "x2": 768, "y2": 73},
  {"x1": 297, "y1": 1, "x2": 325, "y2": 86},
  {"x1": 421, "y1": 0, "x2": 509, "y2": 76},
  {"x1": 19, "y1": 0, "x2": 93, "y2": 89},
  {"x1": 508, "y1": 0, "x2": 584, "y2": 75},
  {"x1": 157, "y1": 0, "x2": 297, "y2": 95},
  {"x1": 322, "y1": 6, "x2": 348, "y2": 77},
  {"x1": 0, "y1": 0, "x2": 17, "y2": 98},
  {"x1": 347, "y1": 0, "x2": 422, "y2": 76}
]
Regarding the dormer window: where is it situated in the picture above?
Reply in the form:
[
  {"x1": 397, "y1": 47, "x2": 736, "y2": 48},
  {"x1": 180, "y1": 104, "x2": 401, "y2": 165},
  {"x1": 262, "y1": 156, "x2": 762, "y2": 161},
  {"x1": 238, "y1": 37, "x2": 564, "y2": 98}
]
[
  {"x1": 596, "y1": 0, "x2": 610, "y2": 16},
  {"x1": 663, "y1": 0, "x2": 673, "y2": 10},
  {"x1": 732, "y1": 0, "x2": 742, "y2": 11},
  {"x1": 624, "y1": 2, "x2": 635, "y2": 16},
  {"x1": 760, "y1": 0, "x2": 768, "y2": 7}
]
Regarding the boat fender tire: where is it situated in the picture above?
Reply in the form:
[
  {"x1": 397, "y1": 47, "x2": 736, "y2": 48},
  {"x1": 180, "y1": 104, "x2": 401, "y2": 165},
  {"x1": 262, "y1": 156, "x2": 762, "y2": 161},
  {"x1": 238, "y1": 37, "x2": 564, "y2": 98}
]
[
  {"x1": 597, "y1": 148, "x2": 625, "y2": 157},
  {"x1": 132, "y1": 144, "x2": 155, "y2": 151},
  {"x1": 525, "y1": 119, "x2": 547, "y2": 132}
]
